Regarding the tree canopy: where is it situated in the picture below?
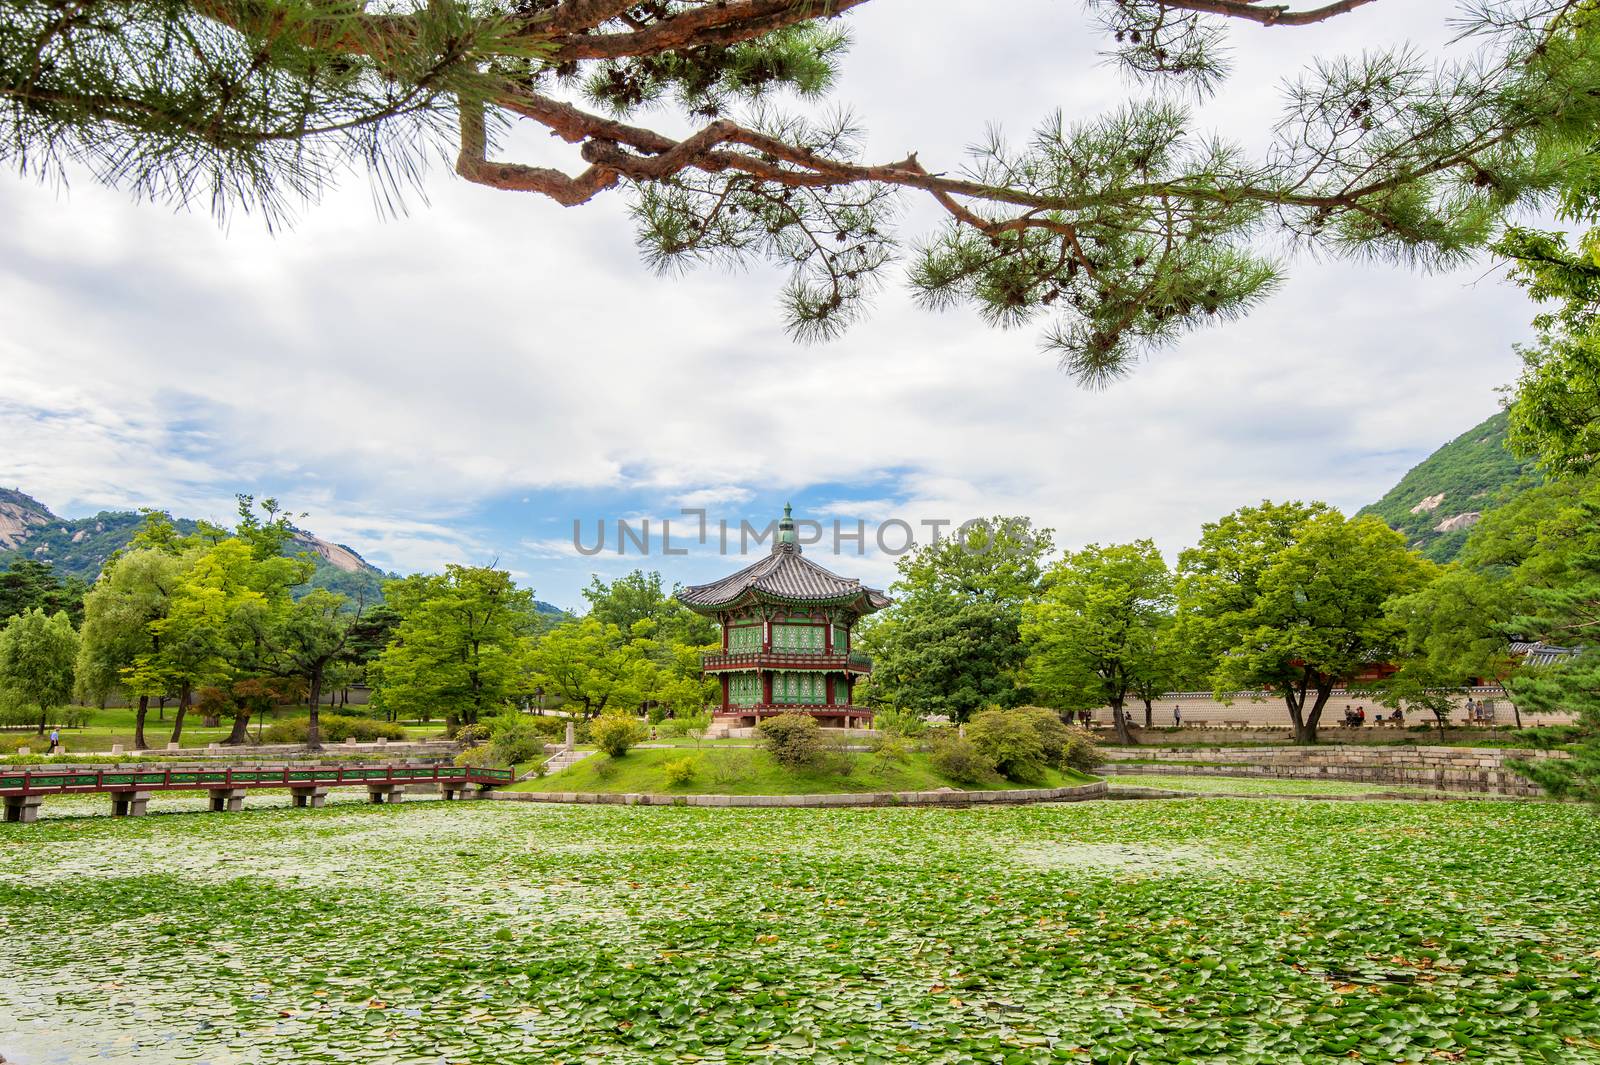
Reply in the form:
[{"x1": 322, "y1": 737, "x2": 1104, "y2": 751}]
[
  {"x1": 1176, "y1": 502, "x2": 1433, "y2": 743},
  {"x1": 1022, "y1": 539, "x2": 1173, "y2": 743},
  {"x1": 6, "y1": 1, "x2": 1599, "y2": 378},
  {"x1": 864, "y1": 518, "x2": 1053, "y2": 722}
]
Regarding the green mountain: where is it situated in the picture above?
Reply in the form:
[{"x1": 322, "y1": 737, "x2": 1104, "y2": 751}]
[
  {"x1": 0, "y1": 487, "x2": 569, "y2": 614},
  {"x1": 1358, "y1": 410, "x2": 1543, "y2": 562},
  {"x1": 0, "y1": 486, "x2": 395, "y2": 601}
]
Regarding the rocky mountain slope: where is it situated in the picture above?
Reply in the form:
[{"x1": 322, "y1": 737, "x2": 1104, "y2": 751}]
[
  {"x1": 0, "y1": 487, "x2": 392, "y2": 601},
  {"x1": 1358, "y1": 410, "x2": 1543, "y2": 561}
]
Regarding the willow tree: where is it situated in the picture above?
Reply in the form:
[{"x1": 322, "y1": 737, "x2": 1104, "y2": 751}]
[{"x1": 5, "y1": 1, "x2": 1600, "y2": 376}]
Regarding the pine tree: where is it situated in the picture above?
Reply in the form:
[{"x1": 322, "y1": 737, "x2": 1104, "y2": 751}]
[{"x1": 7, "y1": 1, "x2": 1600, "y2": 375}]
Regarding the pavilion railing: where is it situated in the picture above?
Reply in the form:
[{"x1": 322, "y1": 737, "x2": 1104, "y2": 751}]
[{"x1": 702, "y1": 650, "x2": 873, "y2": 673}]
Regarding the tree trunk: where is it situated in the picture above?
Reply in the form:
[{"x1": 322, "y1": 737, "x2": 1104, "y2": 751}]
[
  {"x1": 1142, "y1": 697, "x2": 1153, "y2": 729},
  {"x1": 169, "y1": 683, "x2": 191, "y2": 744},
  {"x1": 1111, "y1": 698, "x2": 1135, "y2": 745},
  {"x1": 224, "y1": 713, "x2": 253, "y2": 745},
  {"x1": 1295, "y1": 684, "x2": 1334, "y2": 745},
  {"x1": 36, "y1": 704, "x2": 48, "y2": 736},
  {"x1": 134, "y1": 695, "x2": 150, "y2": 750},
  {"x1": 305, "y1": 668, "x2": 324, "y2": 750}
]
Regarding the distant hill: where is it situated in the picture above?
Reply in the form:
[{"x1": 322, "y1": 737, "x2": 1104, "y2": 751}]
[
  {"x1": 1358, "y1": 410, "x2": 1543, "y2": 561},
  {"x1": 0, "y1": 487, "x2": 565, "y2": 614}
]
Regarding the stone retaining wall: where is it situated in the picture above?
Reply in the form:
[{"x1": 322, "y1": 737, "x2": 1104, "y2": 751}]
[
  {"x1": 1102, "y1": 745, "x2": 1564, "y2": 796},
  {"x1": 488, "y1": 780, "x2": 1108, "y2": 807}
]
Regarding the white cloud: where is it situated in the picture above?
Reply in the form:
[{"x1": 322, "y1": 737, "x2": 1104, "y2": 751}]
[{"x1": 0, "y1": 0, "x2": 1537, "y2": 601}]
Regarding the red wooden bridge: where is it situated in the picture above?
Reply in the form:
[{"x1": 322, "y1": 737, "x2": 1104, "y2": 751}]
[{"x1": 0, "y1": 763, "x2": 514, "y2": 823}]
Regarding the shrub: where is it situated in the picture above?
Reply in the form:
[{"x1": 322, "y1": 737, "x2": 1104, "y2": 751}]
[
  {"x1": 966, "y1": 708, "x2": 1049, "y2": 783},
  {"x1": 657, "y1": 712, "x2": 711, "y2": 739},
  {"x1": 485, "y1": 713, "x2": 544, "y2": 766},
  {"x1": 873, "y1": 707, "x2": 928, "y2": 738},
  {"x1": 0, "y1": 733, "x2": 31, "y2": 754},
  {"x1": 872, "y1": 736, "x2": 911, "y2": 764},
  {"x1": 930, "y1": 734, "x2": 997, "y2": 786},
  {"x1": 1011, "y1": 706, "x2": 1071, "y2": 762},
  {"x1": 260, "y1": 714, "x2": 406, "y2": 744},
  {"x1": 663, "y1": 756, "x2": 698, "y2": 787},
  {"x1": 454, "y1": 722, "x2": 492, "y2": 747},
  {"x1": 757, "y1": 713, "x2": 824, "y2": 769},
  {"x1": 592, "y1": 713, "x2": 646, "y2": 757},
  {"x1": 1060, "y1": 724, "x2": 1105, "y2": 772},
  {"x1": 526, "y1": 715, "x2": 567, "y2": 742}
]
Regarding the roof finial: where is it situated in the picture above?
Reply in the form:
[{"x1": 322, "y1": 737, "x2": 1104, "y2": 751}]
[{"x1": 776, "y1": 501, "x2": 799, "y2": 552}]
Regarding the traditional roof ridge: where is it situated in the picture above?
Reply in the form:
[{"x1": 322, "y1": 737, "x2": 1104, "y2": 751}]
[{"x1": 677, "y1": 509, "x2": 890, "y2": 613}]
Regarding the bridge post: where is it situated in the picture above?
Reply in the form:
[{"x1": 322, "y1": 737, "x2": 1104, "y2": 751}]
[
  {"x1": 291, "y1": 786, "x2": 330, "y2": 809},
  {"x1": 207, "y1": 788, "x2": 247, "y2": 813},
  {"x1": 3, "y1": 795, "x2": 43, "y2": 823},
  {"x1": 366, "y1": 784, "x2": 404, "y2": 804},
  {"x1": 110, "y1": 791, "x2": 151, "y2": 817},
  {"x1": 439, "y1": 782, "x2": 482, "y2": 801}
]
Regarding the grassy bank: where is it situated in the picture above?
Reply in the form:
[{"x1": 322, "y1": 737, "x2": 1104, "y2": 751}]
[{"x1": 511, "y1": 746, "x2": 1094, "y2": 795}]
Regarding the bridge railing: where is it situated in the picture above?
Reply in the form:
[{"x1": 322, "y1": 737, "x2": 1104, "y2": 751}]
[{"x1": 0, "y1": 763, "x2": 514, "y2": 797}]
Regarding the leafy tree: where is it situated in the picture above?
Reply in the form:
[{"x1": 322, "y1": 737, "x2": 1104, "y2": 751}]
[
  {"x1": 1501, "y1": 497, "x2": 1600, "y2": 804},
  {"x1": 374, "y1": 565, "x2": 533, "y2": 730},
  {"x1": 523, "y1": 616, "x2": 653, "y2": 717},
  {"x1": 866, "y1": 517, "x2": 1053, "y2": 722},
  {"x1": 1497, "y1": 137, "x2": 1600, "y2": 474},
  {"x1": 1386, "y1": 566, "x2": 1521, "y2": 729},
  {"x1": 8, "y1": 3, "x2": 1598, "y2": 376},
  {"x1": 141, "y1": 537, "x2": 287, "y2": 744},
  {"x1": 1177, "y1": 502, "x2": 1432, "y2": 743},
  {"x1": 0, "y1": 560, "x2": 88, "y2": 626},
  {"x1": 254, "y1": 588, "x2": 364, "y2": 749},
  {"x1": 1022, "y1": 539, "x2": 1173, "y2": 743},
  {"x1": 0, "y1": 608, "x2": 79, "y2": 734},
  {"x1": 74, "y1": 547, "x2": 184, "y2": 749}
]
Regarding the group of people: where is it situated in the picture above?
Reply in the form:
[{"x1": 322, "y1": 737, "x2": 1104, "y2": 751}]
[
  {"x1": 1465, "y1": 696, "x2": 1496, "y2": 723},
  {"x1": 1341, "y1": 706, "x2": 1405, "y2": 728}
]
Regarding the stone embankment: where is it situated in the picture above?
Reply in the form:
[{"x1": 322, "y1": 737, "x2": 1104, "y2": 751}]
[
  {"x1": 1102, "y1": 745, "x2": 1565, "y2": 796},
  {"x1": 490, "y1": 780, "x2": 1107, "y2": 808}
]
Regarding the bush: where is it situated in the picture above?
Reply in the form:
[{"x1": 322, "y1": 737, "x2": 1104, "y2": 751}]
[
  {"x1": 657, "y1": 712, "x2": 711, "y2": 739},
  {"x1": 757, "y1": 713, "x2": 824, "y2": 769},
  {"x1": 1516, "y1": 724, "x2": 1585, "y2": 749},
  {"x1": 1060, "y1": 724, "x2": 1104, "y2": 773},
  {"x1": 592, "y1": 713, "x2": 646, "y2": 757},
  {"x1": 872, "y1": 736, "x2": 911, "y2": 764},
  {"x1": 873, "y1": 707, "x2": 928, "y2": 738},
  {"x1": 486, "y1": 713, "x2": 544, "y2": 766},
  {"x1": 1012, "y1": 706, "x2": 1071, "y2": 762},
  {"x1": 966, "y1": 708, "x2": 1049, "y2": 783},
  {"x1": 663, "y1": 756, "x2": 698, "y2": 787},
  {"x1": 930, "y1": 734, "x2": 998, "y2": 786},
  {"x1": 260, "y1": 714, "x2": 406, "y2": 744},
  {"x1": 454, "y1": 722, "x2": 492, "y2": 747},
  {"x1": 0, "y1": 733, "x2": 32, "y2": 754}
]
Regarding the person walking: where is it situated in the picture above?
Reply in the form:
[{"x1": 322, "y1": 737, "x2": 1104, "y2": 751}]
[
  {"x1": 47, "y1": 727, "x2": 61, "y2": 754},
  {"x1": 1173, "y1": 704, "x2": 1181, "y2": 727},
  {"x1": 1465, "y1": 696, "x2": 1478, "y2": 722}
]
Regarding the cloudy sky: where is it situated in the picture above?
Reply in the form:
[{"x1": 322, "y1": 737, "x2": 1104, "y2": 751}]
[{"x1": 0, "y1": 0, "x2": 1542, "y2": 610}]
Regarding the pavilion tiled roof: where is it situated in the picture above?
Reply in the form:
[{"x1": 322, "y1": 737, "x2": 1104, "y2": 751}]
[{"x1": 678, "y1": 541, "x2": 890, "y2": 612}]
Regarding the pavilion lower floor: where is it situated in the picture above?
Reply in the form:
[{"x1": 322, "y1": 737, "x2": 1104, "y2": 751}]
[{"x1": 713, "y1": 706, "x2": 874, "y2": 730}]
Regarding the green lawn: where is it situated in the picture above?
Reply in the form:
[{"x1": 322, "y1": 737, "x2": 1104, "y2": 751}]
[
  {"x1": 4, "y1": 704, "x2": 449, "y2": 752},
  {"x1": 1, "y1": 798, "x2": 1597, "y2": 1063},
  {"x1": 510, "y1": 746, "x2": 1093, "y2": 795}
]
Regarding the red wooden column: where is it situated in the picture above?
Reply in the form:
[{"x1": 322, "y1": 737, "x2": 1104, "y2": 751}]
[{"x1": 720, "y1": 674, "x2": 730, "y2": 712}]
